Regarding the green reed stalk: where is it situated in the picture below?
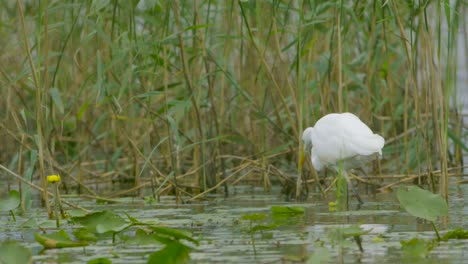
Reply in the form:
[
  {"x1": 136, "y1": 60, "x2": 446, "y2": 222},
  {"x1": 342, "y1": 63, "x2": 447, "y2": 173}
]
[
  {"x1": 172, "y1": 0, "x2": 207, "y2": 192},
  {"x1": 16, "y1": 0, "x2": 51, "y2": 216}
]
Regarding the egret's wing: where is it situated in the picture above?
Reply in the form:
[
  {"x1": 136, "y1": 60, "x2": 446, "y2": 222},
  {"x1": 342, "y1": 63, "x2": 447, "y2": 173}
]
[{"x1": 339, "y1": 113, "x2": 385, "y2": 156}]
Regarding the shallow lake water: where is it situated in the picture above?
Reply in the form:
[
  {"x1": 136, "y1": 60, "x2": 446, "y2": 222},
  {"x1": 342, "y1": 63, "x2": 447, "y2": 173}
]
[{"x1": 1, "y1": 182, "x2": 468, "y2": 263}]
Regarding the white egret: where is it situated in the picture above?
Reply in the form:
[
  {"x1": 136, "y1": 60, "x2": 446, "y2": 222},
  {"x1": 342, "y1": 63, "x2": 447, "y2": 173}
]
[{"x1": 300, "y1": 112, "x2": 385, "y2": 204}]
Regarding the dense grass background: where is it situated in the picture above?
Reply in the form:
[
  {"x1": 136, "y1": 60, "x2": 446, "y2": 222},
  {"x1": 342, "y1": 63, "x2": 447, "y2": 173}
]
[{"x1": 0, "y1": 1, "x2": 466, "y2": 208}]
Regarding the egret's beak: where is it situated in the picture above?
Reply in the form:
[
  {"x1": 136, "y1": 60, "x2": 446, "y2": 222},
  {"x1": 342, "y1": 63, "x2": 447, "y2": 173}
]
[{"x1": 298, "y1": 148, "x2": 305, "y2": 172}]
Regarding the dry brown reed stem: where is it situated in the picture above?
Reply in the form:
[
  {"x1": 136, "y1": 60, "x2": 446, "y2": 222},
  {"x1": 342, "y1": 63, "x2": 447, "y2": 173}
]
[
  {"x1": 0, "y1": 164, "x2": 90, "y2": 212},
  {"x1": 188, "y1": 163, "x2": 251, "y2": 201},
  {"x1": 323, "y1": 178, "x2": 338, "y2": 195},
  {"x1": 377, "y1": 170, "x2": 463, "y2": 192},
  {"x1": 104, "y1": 182, "x2": 153, "y2": 199}
]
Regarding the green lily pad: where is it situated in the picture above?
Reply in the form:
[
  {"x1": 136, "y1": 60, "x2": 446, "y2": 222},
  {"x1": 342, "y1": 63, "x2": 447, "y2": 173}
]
[
  {"x1": 20, "y1": 218, "x2": 37, "y2": 228},
  {"x1": 38, "y1": 220, "x2": 58, "y2": 229},
  {"x1": 72, "y1": 210, "x2": 130, "y2": 234},
  {"x1": 68, "y1": 209, "x2": 88, "y2": 218},
  {"x1": 0, "y1": 240, "x2": 32, "y2": 264},
  {"x1": 147, "y1": 241, "x2": 192, "y2": 264},
  {"x1": 73, "y1": 228, "x2": 98, "y2": 242},
  {"x1": 397, "y1": 185, "x2": 448, "y2": 222},
  {"x1": 34, "y1": 230, "x2": 89, "y2": 249},
  {"x1": 270, "y1": 206, "x2": 305, "y2": 215},
  {"x1": 0, "y1": 190, "x2": 21, "y2": 212},
  {"x1": 400, "y1": 237, "x2": 436, "y2": 258}
]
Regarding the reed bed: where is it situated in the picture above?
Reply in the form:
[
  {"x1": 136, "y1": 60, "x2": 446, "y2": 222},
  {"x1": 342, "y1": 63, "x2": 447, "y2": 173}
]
[{"x1": 0, "y1": 1, "x2": 466, "y2": 211}]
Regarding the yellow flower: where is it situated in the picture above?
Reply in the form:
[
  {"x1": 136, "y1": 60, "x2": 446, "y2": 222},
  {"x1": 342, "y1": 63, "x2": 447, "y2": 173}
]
[{"x1": 47, "y1": 174, "x2": 61, "y2": 183}]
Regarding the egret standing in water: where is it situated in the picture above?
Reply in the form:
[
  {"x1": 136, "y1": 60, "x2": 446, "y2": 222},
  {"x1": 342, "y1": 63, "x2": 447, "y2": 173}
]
[{"x1": 299, "y1": 112, "x2": 385, "y2": 205}]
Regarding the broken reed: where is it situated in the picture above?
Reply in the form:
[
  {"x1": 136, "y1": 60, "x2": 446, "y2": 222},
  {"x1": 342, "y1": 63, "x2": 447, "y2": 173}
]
[{"x1": 0, "y1": 1, "x2": 465, "y2": 201}]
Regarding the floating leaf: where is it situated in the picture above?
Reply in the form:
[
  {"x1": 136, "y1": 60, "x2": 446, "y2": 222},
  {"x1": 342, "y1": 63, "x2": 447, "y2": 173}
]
[
  {"x1": 20, "y1": 218, "x2": 37, "y2": 228},
  {"x1": 400, "y1": 237, "x2": 436, "y2": 258},
  {"x1": 308, "y1": 246, "x2": 330, "y2": 264},
  {"x1": 0, "y1": 190, "x2": 20, "y2": 212},
  {"x1": 270, "y1": 206, "x2": 305, "y2": 215},
  {"x1": 38, "y1": 220, "x2": 59, "y2": 229},
  {"x1": 0, "y1": 241, "x2": 32, "y2": 264},
  {"x1": 397, "y1": 185, "x2": 448, "y2": 222},
  {"x1": 87, "y1": 258, "x2": 112, "y2": 264},
  {"x1": 0, "y1": 241, "x2": 32, "y2": 263},
  {"x1": 328, "y1": 225, "x2": 372, "y2": 250},
  {"x1": 34, "y1": 230, "x2": 88, "y2": 249},
  {"x1": 441, "y1": 228, "x2": 468, "y2": 241},
  {"x1": 73, "y1": 228, "x2": 98, "y2": 242},
  {"x1": 72, "y1": 210, "x2": 130, "y2": 234},
  {"x1": 149, "y1": 226, "x2": 199, "y2": 246},
  {"x1": 68, "y1": 209, "x2": 88, "y2": 218},
  {"x1": 339, "y1": 226, "x2": 372, "y2": 238},
  {"x1": 124, "y1": 228, "x2": 160, "y2": 245},
  {"x1": 147, "y1": 241, "x2": 191, "y2": 264}
]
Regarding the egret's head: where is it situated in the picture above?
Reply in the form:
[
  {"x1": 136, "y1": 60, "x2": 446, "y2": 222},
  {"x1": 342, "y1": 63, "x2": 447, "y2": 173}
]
[
  {"x1": 299, "y1": 127, "x2": 314, "y2": 171},
  {"x1": 302, "y1": 127, "x2": 314, "y2": 152}
]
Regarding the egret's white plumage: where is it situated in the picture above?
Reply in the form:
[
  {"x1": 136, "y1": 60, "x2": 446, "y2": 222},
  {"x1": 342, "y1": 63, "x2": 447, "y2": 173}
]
[{"x1": 302, "y1": 112, "x2": 384, "y2": 172}]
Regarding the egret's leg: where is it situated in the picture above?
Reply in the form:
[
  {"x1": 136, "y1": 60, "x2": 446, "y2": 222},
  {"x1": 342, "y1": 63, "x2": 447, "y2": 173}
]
[{"x1": 342, "y1": 171, "x2": 363, "y2": 205}]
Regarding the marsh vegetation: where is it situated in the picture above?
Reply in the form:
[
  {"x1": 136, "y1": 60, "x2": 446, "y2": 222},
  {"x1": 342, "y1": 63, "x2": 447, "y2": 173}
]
[{"x1": 0, "y1": 0, "x2": 467, "y2": 263}]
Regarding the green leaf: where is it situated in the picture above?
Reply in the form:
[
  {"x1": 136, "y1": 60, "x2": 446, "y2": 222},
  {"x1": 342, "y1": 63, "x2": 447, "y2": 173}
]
[
  {"x1": 448, "y1": 129, "x2": 468, "y2": 152},
  {"x1": 270, "y1": 206, "x2": 305, "y2": 215},
  {"x1": 87, "y1": 258, "x2": 112, "y2": 264},
  {"x1": 0, "y1": 241, "x2": 32, "y2": 264},
  {"x1": 49, "y1": 87, "x2": 64, "y2": 114},
  {"x1": 0, "y1": 190, "x2": 20, "y2": 212},
  {"x1": 400, "y1": 237, "x2": 435, "y2": 258},
  {"x1": 124, "y1": 228, "x2": 160, "y2": 245},
  {"x1": 329, "y1": 225, "x2": 372, "y2": 240},
  {"x1": 124, "y1": 212, "x2": 140, "y2": 224},
  {"x1": 397, "y1": 185, "x2": 448, "y2": 222},
  {"x1": 308, "y1": 246, "x2": 330, "y2": 264},
  {"x1": 77, "y1": 99, "x2": 90, "y2": 120},
  {"x1": 134, "y1": 91, "x2": 164, "y2": 98},
  {"x1": 34, "y1": 230, "x2": 88, "y2": 249},
  {"x1": 147, "y1": 241, "x2": 191, "y2": 264},
  {"x1": 71, "y1": 210, "x2": 130, "y2": 234},
  {"x1": 441, "y1": 228, "x2": 468, "y2": 241},
  {"x1": 328, "y1": 225, "x2": 372, "y2": 251},
  {"x1": 73, "y1": 228, "x2": 98, "y2": 242},
  {"x1": 149, "y1": 226, "x2": 199, "y2": 246},
  {"x1": 20, "y1": 218, "x2": 37, "y2": 228}
]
